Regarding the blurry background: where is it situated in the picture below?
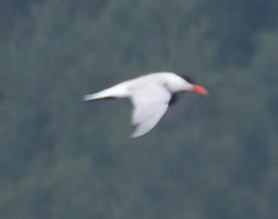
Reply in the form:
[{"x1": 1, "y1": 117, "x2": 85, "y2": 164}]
[{"x1": 0, "y1": 0, "x2": 277, "y2": 218}]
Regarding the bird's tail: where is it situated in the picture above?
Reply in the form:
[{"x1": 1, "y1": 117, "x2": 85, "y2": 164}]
[{"x1": 83, "y1": 82, "x2": 129, "y2": 101}]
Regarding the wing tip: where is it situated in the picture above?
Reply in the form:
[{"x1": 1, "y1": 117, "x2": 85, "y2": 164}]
[
  {"x1": 131, "y1": 123, "x2": 151, "y2": 138},
  {"x1": 131, "y1": 132, "x2": 142, "y2": 138},
  {"x1": 131, "y1": 123, "x2": 140, "y2": 138}
]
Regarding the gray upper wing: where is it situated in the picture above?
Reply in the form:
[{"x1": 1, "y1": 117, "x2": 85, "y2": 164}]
[{"x1": 130, "y1": 84, "x2": 171, "y2": 138}]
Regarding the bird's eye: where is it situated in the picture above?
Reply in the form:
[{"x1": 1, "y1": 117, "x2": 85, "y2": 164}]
[{"x1": 181, "y1": 75, "x2": 196, "y2": 84}]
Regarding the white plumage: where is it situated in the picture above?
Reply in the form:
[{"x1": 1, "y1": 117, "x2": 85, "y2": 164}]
[{"x1": 84, "y1": 72, "x2": 208, "y2": 138}]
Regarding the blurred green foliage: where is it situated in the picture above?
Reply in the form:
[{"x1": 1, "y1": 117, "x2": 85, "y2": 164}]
[{"x1": 0, "y1": 0, "x2": 277, "y2": 218}]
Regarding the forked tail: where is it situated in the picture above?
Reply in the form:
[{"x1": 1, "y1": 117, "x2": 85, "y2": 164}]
[{"x1": 83, "y1": 82, "x2": 129, "y2": 101}]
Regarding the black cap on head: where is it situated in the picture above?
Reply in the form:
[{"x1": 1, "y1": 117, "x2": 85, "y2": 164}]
[{"x1": 180, "y1": 75, "x2": 196, "y2": 84}]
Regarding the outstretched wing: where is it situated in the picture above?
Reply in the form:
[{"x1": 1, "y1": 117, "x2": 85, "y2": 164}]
[{"x1": 130, "y1": 84, "x2": 171, "y2": 138}]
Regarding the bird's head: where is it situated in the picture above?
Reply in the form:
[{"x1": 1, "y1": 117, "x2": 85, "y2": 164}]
[{"x1": 181, "y1": 75, "x2": 208, "y2": 95}]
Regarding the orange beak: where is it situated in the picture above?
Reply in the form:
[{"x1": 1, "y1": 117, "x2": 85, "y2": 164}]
[{"x1": 192, "y1": 85, "x2": 208, "y2": 95}]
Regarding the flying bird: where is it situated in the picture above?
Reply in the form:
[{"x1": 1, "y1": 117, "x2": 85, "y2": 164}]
[{"x1": 84, "y1": 72, "x2": 208, "y2": 138}]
